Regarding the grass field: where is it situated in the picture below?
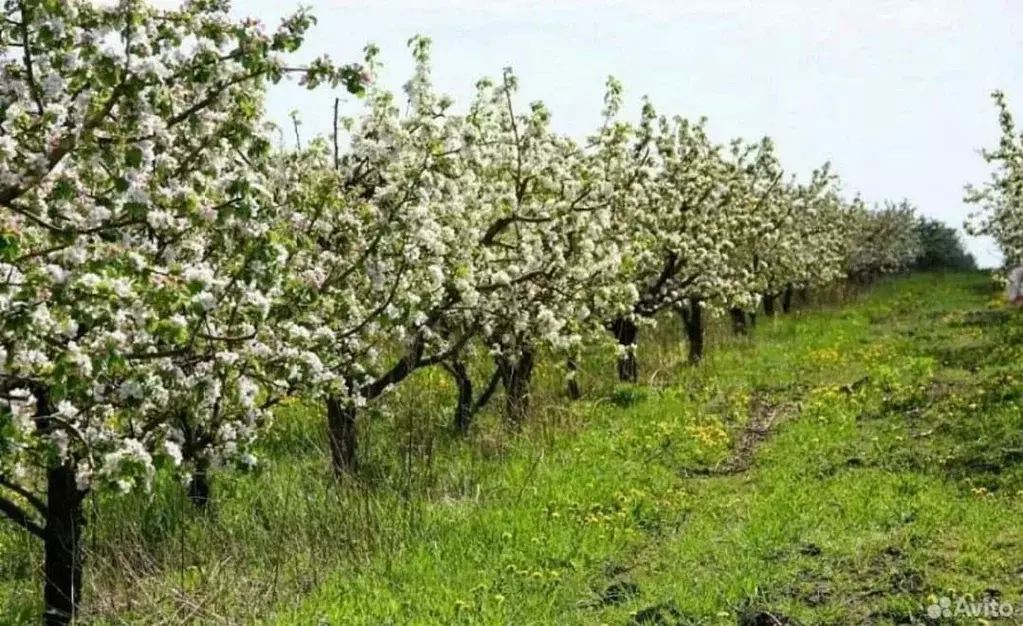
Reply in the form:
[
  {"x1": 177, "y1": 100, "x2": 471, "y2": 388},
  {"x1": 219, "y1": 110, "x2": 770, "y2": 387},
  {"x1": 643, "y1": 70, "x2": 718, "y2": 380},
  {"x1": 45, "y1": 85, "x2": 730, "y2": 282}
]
[{"x1": 4, "y1": 271, "x2": 1023, "y2": 625}]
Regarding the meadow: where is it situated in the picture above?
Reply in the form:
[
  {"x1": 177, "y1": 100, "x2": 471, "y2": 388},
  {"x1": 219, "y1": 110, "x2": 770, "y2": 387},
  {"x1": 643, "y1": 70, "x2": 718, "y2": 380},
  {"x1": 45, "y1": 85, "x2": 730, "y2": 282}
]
[{"x1": 4, "y1": 271, "x2": 1020, "y2": 625}]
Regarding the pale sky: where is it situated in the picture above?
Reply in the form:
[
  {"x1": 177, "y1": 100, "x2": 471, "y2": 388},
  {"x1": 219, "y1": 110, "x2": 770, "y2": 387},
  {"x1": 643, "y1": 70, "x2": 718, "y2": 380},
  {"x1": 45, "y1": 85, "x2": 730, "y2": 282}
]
[{"x1": 204, "y1": 1, "x2": 1022, "y2": 267}]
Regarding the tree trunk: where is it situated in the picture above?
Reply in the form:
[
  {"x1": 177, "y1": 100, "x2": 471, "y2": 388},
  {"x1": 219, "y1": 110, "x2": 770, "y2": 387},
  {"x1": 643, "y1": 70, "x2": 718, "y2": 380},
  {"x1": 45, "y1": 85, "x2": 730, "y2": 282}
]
[
  {"x1": 781, "y1": 285, "x2": 794, "y2": 314},
  {"x1": 187, "y1": 458, "x2": 211, "y2": 510},
  {"x1": 798, "y1": 287, "x2": 809, "y2": 304},
  {"x1": 177, "y1": 408, "x2": 213, "y2": 509},
  {"x1": 763, "y1": 293, "x2": 777, "y2": 317},
  {"x1": 43, "y1": 465, "x2": 85, "y2": 626},
  {"x1": 498, "y1": 348, "x2": 535, "y2": 424},
  {"x1": 681, "y1": 300, "x2": 705, "y2": 365},
  {"x1": 326, "y1": 396, "x2": 358, "y2": 475},
  {"x1": 449, "y1": 360, "x2": 474, "y2": 434},
  {"x1": 749, "y1": 311, "x2": 757, "y2": 329},
  {"x1": 729, "y1": 307, "x2": 748, "y2": 336},
  {"x1": 566, "y1": 358, "x2": 581, "y2": 400},
  {"x1": 611, "y1": 316, "x2": 639, "y2": 383}
]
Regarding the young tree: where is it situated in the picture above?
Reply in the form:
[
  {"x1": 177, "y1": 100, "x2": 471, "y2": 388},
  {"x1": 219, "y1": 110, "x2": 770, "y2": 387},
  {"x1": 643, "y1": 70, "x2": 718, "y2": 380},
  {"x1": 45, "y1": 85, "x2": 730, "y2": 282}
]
[
  {"x1": 966, "y1": 90, "x2": 1023, "y2": 267},
  {"x1": 745, "y1": 164, "x2": 839, "y2": 317},
  {"x1": 445, "y1": 71, "x2": 636, "y2": 423},
  {"x1": 613, "y1": 114, "x2": 786, "y2": 369},
  {"x1": 271, "y1": 37, "x2": 479, "y2": 473},
  {"x1": 673, "y1": 135, "x2": 786, "y2": 358},
  {"x1": 600, "y1": 109, "x2": 729, "y2": 377}
]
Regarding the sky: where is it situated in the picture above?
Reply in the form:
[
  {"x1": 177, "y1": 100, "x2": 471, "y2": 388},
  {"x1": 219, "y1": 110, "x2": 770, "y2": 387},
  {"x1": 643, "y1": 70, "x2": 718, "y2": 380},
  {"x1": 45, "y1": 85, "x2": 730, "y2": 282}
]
[{"x1": 177, "y1": 0, "x2": 1023, "y2": 267}]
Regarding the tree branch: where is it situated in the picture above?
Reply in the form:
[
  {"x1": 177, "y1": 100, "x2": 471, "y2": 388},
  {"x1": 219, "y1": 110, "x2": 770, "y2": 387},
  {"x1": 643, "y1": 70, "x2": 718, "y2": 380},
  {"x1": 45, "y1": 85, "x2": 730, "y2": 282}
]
[
  {"x1": 0, "y1": 476, "x2": 46, "y2": 516},
  {"x1": 472, "y1": 367, "x2": 502, "y2": 414},
  {"x1": 0, "y1": 493, "x2": 45, "y2": 540},
  {"x1": 18, "y1": 1, "x2": 45, "y2": 116},
  {"x1": 333, "y1": 97, "x2": 341, "y2": 169}
]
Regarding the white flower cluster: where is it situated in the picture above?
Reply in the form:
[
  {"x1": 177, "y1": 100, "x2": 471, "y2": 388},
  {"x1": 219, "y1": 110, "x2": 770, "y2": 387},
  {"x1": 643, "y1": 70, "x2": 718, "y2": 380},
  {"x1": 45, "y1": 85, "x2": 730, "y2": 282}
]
[
  {"x1": 0, "y1": 0, "x2": 369, "y2": 498},
  {"x1": 844, "y1": 198, "x2": 923, "y2": 280}
]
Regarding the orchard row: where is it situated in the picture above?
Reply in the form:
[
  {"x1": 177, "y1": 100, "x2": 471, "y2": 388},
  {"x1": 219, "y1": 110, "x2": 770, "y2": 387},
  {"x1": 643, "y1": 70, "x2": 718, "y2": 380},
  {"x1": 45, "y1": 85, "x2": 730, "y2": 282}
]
[{"x1": 0, "y1": 2, "x2": 924, "y2": 623}]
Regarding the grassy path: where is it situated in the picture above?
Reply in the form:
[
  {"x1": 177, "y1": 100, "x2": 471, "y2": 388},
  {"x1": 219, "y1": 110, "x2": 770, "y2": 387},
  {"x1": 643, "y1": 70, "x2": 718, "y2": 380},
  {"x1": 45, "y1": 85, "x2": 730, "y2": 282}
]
[{"x1": 266, "y1": 273, "x2": 1023, "y2": 625}]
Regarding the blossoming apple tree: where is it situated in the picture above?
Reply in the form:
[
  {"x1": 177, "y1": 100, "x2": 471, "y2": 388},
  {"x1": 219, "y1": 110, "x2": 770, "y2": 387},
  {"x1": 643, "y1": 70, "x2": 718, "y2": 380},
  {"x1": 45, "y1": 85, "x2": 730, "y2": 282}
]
[
  {"x1": 845, "y1": 198, "x2": 923, "y2": 282},
  {"x1": 966, "y1": 90, "x2": 1023, "y2": 266},
  {"x1": 268, "y1": 38, "x2": 486, "y2": 473},
  {"x1": 0, "y1": 1, "x2": 366, "y2": 622},
  {"x1": 433, "y1": 70, "x2": 640, "y2": 424}
]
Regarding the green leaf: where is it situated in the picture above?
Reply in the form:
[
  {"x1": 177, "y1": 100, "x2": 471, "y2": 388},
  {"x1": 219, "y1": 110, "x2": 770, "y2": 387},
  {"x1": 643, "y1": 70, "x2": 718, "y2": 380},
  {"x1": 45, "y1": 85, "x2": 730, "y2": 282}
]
[{"x1": 0, "y1": 232, "x2": 21, "y2": 262}]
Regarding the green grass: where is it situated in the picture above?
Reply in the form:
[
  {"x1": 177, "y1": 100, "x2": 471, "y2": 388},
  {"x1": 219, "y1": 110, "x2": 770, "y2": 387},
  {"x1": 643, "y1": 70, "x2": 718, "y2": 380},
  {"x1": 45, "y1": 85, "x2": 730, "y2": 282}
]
[{"x1": 5, "y1": 271, "x2": 1023, "y2": 625}]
